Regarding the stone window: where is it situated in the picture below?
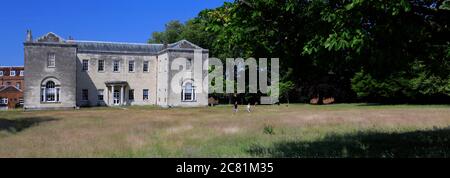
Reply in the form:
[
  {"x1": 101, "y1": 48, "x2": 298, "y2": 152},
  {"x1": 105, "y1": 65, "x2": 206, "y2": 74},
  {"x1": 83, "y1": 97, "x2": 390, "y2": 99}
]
[
  {"x1": 0, "y1": 71, "x2": 3, "y2": 76},
  {"x1": 143, "y1": 61, "x2": 149, "y2": 72},
  {"x1": 129, "y1": 60, "x2": 135, "y2": 72},
  {"x1": 41, "y1": 81, "x2": 60, "y2": 103},
  {"x1": 10, "y1": 70, "x2": 16, "y2": 76},
  {"x1": 82, "y1": 60, "x2": 89, "y2": 71},
  {"x1": 97, "y1": 89, "x2": 104, "y2": 101},
  {"x1": 113, "y1": 60, "x2": 120, "y2": 72},
  {"x1": 16, "y1": 82, "x2": 21, "y2": 89},
  {"x1": 98, "y1": 60, "x2": 104, "y2": 72},
  {"x1": 129, "y1": 89, "x2": 134, "y2": 100},
  {"x1": 143, "y1": 89, "x2": 149, "y2": 100},
  {"x1": 20, "y1": 70, "x2": 24, "y2": 76},
  {"x1": 82, "y1": 89, "x2": 89, "y2": 101},
  {"x1": 186, "y1": 58, "x2": 192, "y2": 70},
  {"x1": 181, "y1": 82, "x2": 195, "y2": 102},
  {"x1": 47, "y1": 53, "x2": 56, "y2": 68}
]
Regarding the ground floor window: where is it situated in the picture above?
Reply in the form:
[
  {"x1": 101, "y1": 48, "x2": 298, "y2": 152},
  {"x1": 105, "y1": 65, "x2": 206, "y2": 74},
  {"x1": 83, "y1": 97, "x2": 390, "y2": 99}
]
[
  {"x1": 143, "y1": 89, "x2": 149, "y2": 100},
  {"x1": 181, "y1": 82, "x2": 195, "y2": 102},
  {"x1": 97, "y1": 89, "x2": 104, "y2": 101},
  {"x1": 0, "y1": 98, "x2": 8, "y2": 104},
  {"x1": 129, "y1": 89, "x2": 134, "y2": 100},
  {"x1": 41, "y1": 81, "x2": 60, "y2": 102},
  {"x1": 82, "y1": 89, "x2": 89, "y2": 101}
]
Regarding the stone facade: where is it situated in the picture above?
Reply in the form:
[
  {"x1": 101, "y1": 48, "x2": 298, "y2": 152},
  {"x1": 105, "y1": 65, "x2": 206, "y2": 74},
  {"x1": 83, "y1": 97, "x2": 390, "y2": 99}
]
[{"x1": 24, "y1": 32, "x2": 209, "y2": 110}]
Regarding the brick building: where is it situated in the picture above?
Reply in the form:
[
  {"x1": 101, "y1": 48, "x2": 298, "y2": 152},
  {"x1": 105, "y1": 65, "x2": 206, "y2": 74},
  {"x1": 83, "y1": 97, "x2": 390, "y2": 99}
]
[{"x1": 0, "y1": 66, "x2": 24, "y2": 109}]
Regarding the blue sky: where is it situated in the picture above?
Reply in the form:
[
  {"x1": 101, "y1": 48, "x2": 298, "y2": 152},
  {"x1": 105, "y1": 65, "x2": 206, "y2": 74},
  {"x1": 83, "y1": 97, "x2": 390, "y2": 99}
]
[{"x1": 0, "y1": 0, "x2": 228, "y2": 66}]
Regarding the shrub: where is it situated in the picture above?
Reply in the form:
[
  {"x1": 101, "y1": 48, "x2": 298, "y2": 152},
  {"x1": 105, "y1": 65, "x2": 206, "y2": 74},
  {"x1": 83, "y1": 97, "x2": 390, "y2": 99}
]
[{"x1": 263, "y1": 124, "x2": 275, "y2": 135}]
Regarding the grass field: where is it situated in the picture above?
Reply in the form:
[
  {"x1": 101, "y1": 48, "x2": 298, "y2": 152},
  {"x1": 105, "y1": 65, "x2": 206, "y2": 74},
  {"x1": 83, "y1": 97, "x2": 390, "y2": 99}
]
[{"x1": 1, "y1": 104, "x2": 450, "y2": 158}]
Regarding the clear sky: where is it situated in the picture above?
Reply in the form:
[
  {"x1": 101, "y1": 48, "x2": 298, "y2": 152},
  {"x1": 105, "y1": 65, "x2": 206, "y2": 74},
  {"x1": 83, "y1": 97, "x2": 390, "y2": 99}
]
[{"x1": 0, "y1": 0, "x2": 228, "y2": 66}]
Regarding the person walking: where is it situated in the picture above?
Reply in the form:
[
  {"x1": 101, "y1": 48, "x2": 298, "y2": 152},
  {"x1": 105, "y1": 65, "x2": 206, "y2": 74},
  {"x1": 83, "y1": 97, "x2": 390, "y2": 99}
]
[
  {"x1": 233, "y1": 101, "x2": 238, "y2": 113},
  {"x1": 247, "y1": 103, "x2": 251, "y2": 113}
]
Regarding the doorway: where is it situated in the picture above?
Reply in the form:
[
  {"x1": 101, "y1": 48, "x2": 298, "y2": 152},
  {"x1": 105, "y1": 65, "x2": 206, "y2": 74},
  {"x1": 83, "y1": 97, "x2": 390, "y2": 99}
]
[{"x1": 113, "y1": 90, "x2": 120, "y2": 105}]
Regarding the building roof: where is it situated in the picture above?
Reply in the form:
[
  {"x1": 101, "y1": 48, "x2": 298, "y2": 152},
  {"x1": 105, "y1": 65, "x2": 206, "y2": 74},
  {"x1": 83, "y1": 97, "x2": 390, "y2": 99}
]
[
  {"x1": 70, "y1": 39, "x2": 204, "y2": 54},
  {"x1": 29, "y1": 32, "x2": 206, "y2": 55},
  {"x1": 0, "y1": 85, "x2": 22, "y2": 93},
  {"x1": 72, "y1": 40, "x2": 165, "y2": 54}
]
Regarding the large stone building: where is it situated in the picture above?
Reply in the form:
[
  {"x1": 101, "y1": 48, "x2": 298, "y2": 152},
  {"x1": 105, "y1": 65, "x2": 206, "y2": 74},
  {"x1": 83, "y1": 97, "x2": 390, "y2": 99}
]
[{"x1": 24, "y1": 31, "x2": 208, "y2": 110}]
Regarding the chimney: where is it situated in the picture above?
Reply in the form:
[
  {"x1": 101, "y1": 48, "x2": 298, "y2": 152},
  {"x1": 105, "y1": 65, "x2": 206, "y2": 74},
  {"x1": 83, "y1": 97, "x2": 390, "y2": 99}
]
[{"x1": 26, "y1": 30, "x2": 33, "y2": 42}]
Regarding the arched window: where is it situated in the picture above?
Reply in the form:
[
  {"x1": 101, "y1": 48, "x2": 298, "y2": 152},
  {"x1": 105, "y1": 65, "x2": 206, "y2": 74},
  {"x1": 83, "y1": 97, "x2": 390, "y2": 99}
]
[
  {"x1": 41, "y1": 79, "x2": 61, "y2": 102},
  {"x1": 181, "y1": 82, "x2": 195, "y2": 102}
]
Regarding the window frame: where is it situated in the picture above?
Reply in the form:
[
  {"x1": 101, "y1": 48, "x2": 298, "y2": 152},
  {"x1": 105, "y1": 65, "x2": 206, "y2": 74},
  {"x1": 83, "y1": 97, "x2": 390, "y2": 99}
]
[
  {"x1": 41, "y1": 81, "x2": 60, "y2": 103},
  {"x1": 186, "y1": 58, "x2": 192, "y2": 70},
  {"x1": 98, "y1": 59, "x2": 105, "y2": 72},
  {"x1": 0, "y1": 71, "x2": 3, "y2": 76},
  {"x1": 181, "y1": 82, "x2": 196, "y2": 102},
  {"x1": 82, "y1": 89, "x2": 89, "y2": 101},
  {"x1": 143, "y1": 89, "x2": 149, "y2": 101},
  {"x1": 0, "y1": 98, "x2": 8, "y2": 105},
  {"x1": 129, "y1": 89, "x2": 134, "y2": 101},
  {"x1": 82, "y1": 59, "x2": 89, "y2": 71},
  {"x1": 143, "y1": 61, "x2": 149, "y2": 72},
  {"x1": 113, "y1": 60, "x2": 120, "y2": 72},
  {"x1": 19, "y1": 70, "x2": 24, "y2": 76},
  {"x1": 97, "y1": 89, "x2": 104, "y2": 101},
  {"x1": 10, "y1": 70, "x2": 16, "y2": 76},
  {"x1": 128, "y1": 60, "x2": 135, "y2": 72},
  {"x1": 47, "y1": 53, "x2": 56, "y2": 68}
]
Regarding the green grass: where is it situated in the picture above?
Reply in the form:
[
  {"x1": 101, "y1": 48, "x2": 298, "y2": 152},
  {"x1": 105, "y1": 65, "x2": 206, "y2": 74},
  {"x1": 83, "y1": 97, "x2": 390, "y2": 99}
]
[{"x1": 0, "y1": 104, "x2": 450, "y2": 158}]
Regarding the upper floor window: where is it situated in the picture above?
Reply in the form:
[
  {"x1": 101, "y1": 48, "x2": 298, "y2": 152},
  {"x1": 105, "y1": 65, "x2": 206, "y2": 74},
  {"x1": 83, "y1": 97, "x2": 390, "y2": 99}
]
[
  {"x1": 0, "y1": 71, "x2": 3, "y2": 76},
  {"x1": 113, "y1": 60, "x2": 120, "y2": 72},
  {"x1": 82, "y1": 60, "x2": 89, "y2": 71},
  {"x1": 186, "y1": 58, "x2": 192, "y2": 70},
  {"x1": 16, "y1": 82, "x2": 21, "y2": 89},
  {"x1": 143, "y1": 61, "x2": 149, "y2": 72},
  {"x1": 47, "y1": 53, "x2": 56, "y2": 68},
  {"x1": 19, "y1": 70, "x2": 24, "y2": 76},
  {"x1": 10, "y1": 71, "x2": 16, "y2": 76},
  {"x1": 98, "y1": 60, "x2": 104, "y2": 72},
  {"x1": 129, "y1": 60, "x2": 135, "y2": 72}
]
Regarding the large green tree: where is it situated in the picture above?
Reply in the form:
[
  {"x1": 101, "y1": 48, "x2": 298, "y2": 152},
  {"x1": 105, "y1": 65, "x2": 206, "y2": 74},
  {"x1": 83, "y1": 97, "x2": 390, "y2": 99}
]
[{"x1": 149, "y1": 0, "x2": 450, "y2": 104}]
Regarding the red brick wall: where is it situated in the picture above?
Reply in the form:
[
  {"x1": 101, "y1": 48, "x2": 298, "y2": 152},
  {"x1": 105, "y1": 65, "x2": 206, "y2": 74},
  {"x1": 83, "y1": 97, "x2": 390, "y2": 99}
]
[
  {"x1": 0, "y1": 89, "x2": 23, "y2": 109},
  {"x1": 0, "y1": 67, "x2": 24, "y2": 90},
  {"x1": 0, "y1": 67, "x2": 24, "y2": 109}
]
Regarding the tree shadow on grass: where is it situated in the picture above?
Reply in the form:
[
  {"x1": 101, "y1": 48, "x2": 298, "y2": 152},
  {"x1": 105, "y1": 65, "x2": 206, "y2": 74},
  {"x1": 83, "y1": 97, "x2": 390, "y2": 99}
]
[
  {"x1": 0, "y1": 117, "x2": 59, "y2": 134},
  {"x1": 248, "y1": 127, "x2": 450, "y2": 158}
]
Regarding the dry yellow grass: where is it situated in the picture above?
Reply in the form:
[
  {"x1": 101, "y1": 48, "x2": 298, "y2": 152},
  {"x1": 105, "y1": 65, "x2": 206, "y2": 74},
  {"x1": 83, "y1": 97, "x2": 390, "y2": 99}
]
[{"x1": 0, "y1": 104, "x2": 449, "y2": 158}]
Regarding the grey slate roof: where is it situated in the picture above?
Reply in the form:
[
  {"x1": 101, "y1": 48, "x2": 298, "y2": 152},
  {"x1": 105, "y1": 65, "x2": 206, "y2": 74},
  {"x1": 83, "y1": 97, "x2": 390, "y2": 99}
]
[
  {"x1": 70, "y1": 40, "x2": 165, "y2": 54},
  {"x1": 32, "y1": 32, "x2": 205, "y2": 54}
]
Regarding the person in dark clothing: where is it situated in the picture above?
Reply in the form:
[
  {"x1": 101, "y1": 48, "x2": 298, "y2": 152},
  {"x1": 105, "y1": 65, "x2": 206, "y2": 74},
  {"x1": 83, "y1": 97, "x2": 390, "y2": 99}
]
[{"x1": 233, "y1": 101, "x2": 238, "y2": 113}]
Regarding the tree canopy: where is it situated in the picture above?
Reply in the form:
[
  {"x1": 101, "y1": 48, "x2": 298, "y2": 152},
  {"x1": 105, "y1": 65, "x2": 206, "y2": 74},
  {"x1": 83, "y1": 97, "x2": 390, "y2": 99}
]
[{"x1": 149, "y1": 0, "x2": 450, "y2": 104}]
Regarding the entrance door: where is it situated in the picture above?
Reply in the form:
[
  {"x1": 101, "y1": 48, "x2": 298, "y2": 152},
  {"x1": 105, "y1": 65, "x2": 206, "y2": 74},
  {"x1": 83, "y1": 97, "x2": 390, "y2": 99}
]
[{"x1": 113, "y1": 90, "x2": 120, "y2": 105}]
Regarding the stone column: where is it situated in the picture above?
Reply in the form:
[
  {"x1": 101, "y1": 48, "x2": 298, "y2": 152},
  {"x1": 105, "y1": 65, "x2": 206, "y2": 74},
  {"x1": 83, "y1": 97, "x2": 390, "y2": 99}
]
[
  {"x1": 120, "y1": 85, "x2": 124, "y2": 106},
  {"x1": 111, "y1": 85, "x2": 115, "y2": 105},
  {"x1": 106, "y1": 86, "x2": 109, "y2": 106}
]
